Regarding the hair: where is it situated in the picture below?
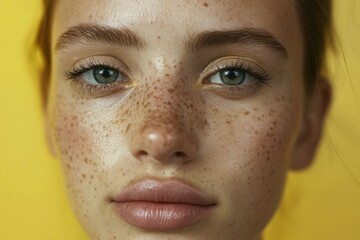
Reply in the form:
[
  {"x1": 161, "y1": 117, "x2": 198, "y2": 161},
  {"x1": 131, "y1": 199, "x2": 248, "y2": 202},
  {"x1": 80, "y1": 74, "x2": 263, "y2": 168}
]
[
  {"x1": 296, "y1": 0, "x2": 333, "y2": 92},
  {"x1": 35, "y1": 0, "x2": 333, "y2": 102}
]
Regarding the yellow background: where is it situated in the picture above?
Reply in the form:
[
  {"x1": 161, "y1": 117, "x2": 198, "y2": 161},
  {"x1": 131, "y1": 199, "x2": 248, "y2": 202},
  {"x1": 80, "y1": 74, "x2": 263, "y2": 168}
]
[{"x1": 1, "y1": 1, "x2": 359, "y2": 239}]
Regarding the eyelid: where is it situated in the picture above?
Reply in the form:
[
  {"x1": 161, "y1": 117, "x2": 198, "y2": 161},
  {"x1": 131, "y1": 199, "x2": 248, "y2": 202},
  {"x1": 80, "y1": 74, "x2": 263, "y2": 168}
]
[
  {"x1": 200, "y1": 56, "x2": 265, "y2": 78},
  {"x1": 63, "y1": 57, "x2": 135, "y2": 97},
  {"x1": 65, "y1": 56, "x2": 132, "y2": 80},
  {"x1": 197, "y1": 56, "x2": 269, "y2": 86}
]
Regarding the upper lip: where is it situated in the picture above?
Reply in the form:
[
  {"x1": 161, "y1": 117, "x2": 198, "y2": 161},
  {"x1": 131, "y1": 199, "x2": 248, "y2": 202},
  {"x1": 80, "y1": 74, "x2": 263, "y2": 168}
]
[{"x1": 112, "y1": 178, "x2": 217, "y2": 206}]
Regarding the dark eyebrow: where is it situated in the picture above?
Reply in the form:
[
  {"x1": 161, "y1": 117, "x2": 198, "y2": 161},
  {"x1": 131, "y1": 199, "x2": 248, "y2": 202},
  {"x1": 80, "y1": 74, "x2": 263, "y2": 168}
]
[
  {"x1": 185, "y1": 28, "x2": 288, "y2": 58},
  {"x1": 55, "y1": 24, "x2": 146, "y2": 51}
]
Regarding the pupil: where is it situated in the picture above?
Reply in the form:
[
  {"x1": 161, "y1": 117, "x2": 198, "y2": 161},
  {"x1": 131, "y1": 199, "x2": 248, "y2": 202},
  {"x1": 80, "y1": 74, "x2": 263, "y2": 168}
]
[
  {"x1": 93, "y1": 67, "x2": 118, "y2": 84},
  {"x1": 220, "y1": 69, "x2": 245, "y2": 85},
  {"x1": 101, "y1": 69, "x2": 111, "y2": 77},
  {"x1": 226, "y1": 70, "x2": 238, "y2": 79}
]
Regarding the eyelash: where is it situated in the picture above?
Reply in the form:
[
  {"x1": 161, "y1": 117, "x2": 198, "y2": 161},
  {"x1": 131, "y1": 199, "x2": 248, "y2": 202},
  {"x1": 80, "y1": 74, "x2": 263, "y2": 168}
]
[
  {"x1": 64, "y1": 60, "x2": 126, "y2": 95},
  {"x1": 64, "y1": 59, "x2": 271, "y2": 96},
  {"x1": 203, "y1": 59, "x2": 271, "y2": 96},
  {"x1": 65, "y1": 61, "x2": 115, "y2": 79},
  {"x1": 209, "y1": 59, "x2": 270, "y2": 84}
]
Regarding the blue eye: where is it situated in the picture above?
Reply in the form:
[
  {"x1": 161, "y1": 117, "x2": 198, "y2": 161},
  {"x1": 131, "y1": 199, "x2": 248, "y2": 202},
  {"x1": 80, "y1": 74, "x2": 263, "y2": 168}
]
[
  {"x1": 219, "y1": 68, "x2": 246, "y2": 85},
  {"x1": 92, "y1": 66, "x2": 119, "y2": 84},
  {"x1": 210, "y1": 68, "x2": 255, "y2": 85},
  {"x1": 65, "y1": 63, "x2": 125, "y2": 85},
  {"x1": 64, "y1": 61, "x2": 131, "y2": 95}
]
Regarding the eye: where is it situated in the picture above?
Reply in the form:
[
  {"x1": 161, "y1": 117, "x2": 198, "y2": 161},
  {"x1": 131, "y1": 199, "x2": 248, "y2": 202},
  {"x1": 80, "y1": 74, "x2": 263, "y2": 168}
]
[
  {"x1": 203, "y1": 58, "x2": 269, "y2": 88},
  {"x1": 65, "y1": 60, "x2": 131, "y2": 96},
  {"x1": 212, "y1": 68, "x2": 248, "y2": 85},
  {"x1": 81, "y1": 66, "x2": 122, "y2": 84},
  {"x1": 200, "y1": 57, "x2": 271, "y2": 99}
]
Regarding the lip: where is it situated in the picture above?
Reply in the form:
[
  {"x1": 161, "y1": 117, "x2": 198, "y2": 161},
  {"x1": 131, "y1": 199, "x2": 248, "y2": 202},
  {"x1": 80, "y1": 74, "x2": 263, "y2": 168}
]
[{"x1": 110, "y1": 178, "x2": 217, "y2": 231}]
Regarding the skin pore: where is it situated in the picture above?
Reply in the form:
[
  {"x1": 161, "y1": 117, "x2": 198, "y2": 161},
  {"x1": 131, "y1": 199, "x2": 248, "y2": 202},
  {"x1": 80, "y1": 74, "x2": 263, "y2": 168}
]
[{"x1": 46, "y1": 0, "x2": 331, "y2": 239}]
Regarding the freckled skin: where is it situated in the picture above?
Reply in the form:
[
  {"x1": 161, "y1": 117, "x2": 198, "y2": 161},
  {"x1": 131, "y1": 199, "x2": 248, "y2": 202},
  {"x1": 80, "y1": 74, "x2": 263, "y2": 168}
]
[{"x1": 46, "y1": 0, "x2": 312, "y2": 239}]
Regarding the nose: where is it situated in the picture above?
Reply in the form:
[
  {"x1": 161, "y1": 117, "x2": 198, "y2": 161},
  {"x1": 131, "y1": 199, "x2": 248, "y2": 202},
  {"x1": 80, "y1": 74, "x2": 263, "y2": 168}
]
[
  {"x1": 130, "y1": 121, "x2": 198, "y2": 164},
  {"x1": 129, "y1": 81, "x2": 199, "y2": 165}
]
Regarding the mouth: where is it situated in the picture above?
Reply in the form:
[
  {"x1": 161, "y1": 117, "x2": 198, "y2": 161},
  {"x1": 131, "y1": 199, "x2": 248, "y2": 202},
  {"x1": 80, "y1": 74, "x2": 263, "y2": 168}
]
[{"x1": 110, "y1": 178, "x2": 217, "y2": 231}]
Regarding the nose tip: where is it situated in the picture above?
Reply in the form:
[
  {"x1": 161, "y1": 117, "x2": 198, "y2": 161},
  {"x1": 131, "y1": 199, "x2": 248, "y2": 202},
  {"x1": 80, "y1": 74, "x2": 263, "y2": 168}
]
[{"x1": 131, "y1": 127, "x2": 197, "y2": 164}]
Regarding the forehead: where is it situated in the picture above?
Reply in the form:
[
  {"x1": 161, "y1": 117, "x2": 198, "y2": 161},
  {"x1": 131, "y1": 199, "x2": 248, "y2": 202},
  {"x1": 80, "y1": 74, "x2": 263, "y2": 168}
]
[{"x1": 52, "y1": 0, "x2": 302, "y2": 57}]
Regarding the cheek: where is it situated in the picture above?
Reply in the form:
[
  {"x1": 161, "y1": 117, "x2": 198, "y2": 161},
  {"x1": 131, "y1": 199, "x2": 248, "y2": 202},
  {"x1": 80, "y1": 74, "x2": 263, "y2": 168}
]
[
  {"x1": 203, "y1": 93, "x2": 301, "y2": 232},
  {"x1": 49, "y1": 87, "x2": 116, "y2": 220},
  {"x1": 205, "y1": 94, "x2": 299, "y2": 171},
  {"x1": 51, "y1": 102, "x2": 97, "y2": 213}
]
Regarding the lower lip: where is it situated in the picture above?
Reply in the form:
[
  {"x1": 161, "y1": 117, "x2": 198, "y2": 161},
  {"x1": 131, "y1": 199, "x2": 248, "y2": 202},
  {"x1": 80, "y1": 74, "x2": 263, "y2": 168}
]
[{"x1": 111, "y1": 201, "x2": 214, "y2": 231}]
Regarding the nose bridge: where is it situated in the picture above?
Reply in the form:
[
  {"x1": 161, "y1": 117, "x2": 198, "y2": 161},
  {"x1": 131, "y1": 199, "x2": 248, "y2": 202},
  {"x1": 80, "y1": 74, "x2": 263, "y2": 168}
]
[
  {"x1": 142, "y1": 74, "x2": 190, "y2": 129},
  {"x1": 129, "y1": 74, "x2": 199, "y2": 164}
]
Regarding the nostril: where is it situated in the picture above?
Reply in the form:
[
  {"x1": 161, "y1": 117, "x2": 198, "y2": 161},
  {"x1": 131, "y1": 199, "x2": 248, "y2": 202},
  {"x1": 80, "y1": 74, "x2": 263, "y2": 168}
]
[
  {"x1": 136, "y1": 150, "x2": 148, "y2": 158},
  {"x1": 174, "y1": 151, "x2": 186, "y2": 158}
]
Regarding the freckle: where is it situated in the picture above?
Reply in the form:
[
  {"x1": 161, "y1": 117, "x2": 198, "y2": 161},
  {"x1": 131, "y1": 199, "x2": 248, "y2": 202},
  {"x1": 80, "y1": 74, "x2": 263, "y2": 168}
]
[
  {"x1": 203, "y1": 2, "x2": 209, "y2": 7},
  {"x1": 82, "y1": 174, "x2": 86, "y2": 179},
  {"x1": 125, "y1": 124, "x2": 131, "y2": 133},
  {"x1": 244, "y1": 111, "x2": 250, "y2": 116},
  {"x1": 66, "y1": 164, "x2": 71, "y2": 170}
]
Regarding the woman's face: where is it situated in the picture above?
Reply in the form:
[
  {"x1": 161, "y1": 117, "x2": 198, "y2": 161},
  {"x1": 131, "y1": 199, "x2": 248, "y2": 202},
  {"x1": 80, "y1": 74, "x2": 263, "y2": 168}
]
[{"x1": 48, "y1": 0, "x2": 306, "y2": 239}]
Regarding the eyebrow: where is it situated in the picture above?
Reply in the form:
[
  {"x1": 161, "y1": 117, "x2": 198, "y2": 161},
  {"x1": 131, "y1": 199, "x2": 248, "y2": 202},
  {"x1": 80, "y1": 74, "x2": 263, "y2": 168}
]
[
  {"x1": 55, "y1": 24, "x2": 287, "y2": 58},
  {"x1": 185, "y1": 28, "x2": 288, "y2": 58},
  {"x1": 55, "y1": 24, "x2": 146, "y2": 51}
]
